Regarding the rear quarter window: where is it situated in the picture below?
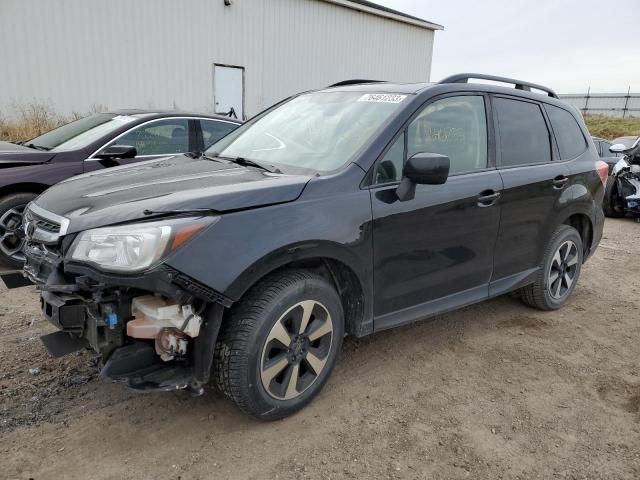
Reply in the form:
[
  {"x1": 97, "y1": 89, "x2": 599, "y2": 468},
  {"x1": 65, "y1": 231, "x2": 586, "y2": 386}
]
[{"x1": 546, "y1": 104, "x2": 587, "y2": 160}]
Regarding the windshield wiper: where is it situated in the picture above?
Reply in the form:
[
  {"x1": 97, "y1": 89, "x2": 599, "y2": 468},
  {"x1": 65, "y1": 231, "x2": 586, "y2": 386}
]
[
  {"x1": 221, "y1": 156, "x2": 282, "y2": 174},
  {"x1": 143, "y1": 208, "x2": 219, "y2": 216},
  {"x1": 23, "y1": 143, "x2": 51, "y2": 151},
  {"x1": 185, "y1": 151, "x2": 221, "y2": 162}
]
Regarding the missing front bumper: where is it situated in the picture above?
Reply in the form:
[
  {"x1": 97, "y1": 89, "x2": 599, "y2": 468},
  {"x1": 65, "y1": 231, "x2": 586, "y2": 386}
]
[
  {"x1": 40, "y1": 330, "x2": 89, "y2": 358},
  {"x1": 0, "y1": 270, "x2": 33, "y2": 289},
  {"x1": 100, "y1": 342, "x2": 194, "y2": 392}
]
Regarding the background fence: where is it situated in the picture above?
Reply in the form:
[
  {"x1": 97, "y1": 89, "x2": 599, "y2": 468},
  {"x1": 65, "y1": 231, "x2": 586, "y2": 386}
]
[{"x1": 560, "y1": 89, "x2": 640, "y2": 118}]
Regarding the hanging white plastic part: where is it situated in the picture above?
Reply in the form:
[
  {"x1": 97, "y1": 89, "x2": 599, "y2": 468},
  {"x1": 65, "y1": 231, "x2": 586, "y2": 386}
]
[
  {"x1": 180, "y1": 304, "x2": 202, "y2": 337},
  {"x1": 126, "y1": 296, "x2": 203, "y2": 339}
]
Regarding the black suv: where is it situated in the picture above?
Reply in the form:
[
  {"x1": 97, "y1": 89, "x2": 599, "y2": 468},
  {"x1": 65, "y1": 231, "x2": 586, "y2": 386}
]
[{"x1": 8, "y1": 74, "x2": 607, "y2": 420}]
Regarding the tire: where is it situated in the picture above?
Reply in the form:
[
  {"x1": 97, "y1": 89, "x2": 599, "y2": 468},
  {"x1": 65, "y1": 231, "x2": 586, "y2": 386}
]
[
  {"x1": 602, "y1": 176, "x2": 625, "y2": 218},
  {"x1": 213, "y1": 269, "x2": 344, "y2": 420},
  {"x1": 0, "y1": 193, "x2": 37, "y2": 269},
  {"x1": 520, "y1": 225, "x2": 583, "y2": 311}
]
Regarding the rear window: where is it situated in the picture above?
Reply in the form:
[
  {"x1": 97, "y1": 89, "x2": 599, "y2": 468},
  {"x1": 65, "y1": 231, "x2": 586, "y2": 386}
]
[
  {"x1": 494, "y1": 98, "x2": 551, "y2": 167},
  {"x1": 546, "y1": 105, "x2": 587, "y2": 159}
]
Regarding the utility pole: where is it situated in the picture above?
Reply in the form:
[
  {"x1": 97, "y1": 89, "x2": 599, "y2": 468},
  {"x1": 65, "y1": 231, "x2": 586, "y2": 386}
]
[
  {"x1": 622, "y1": 85, "x2": 631, "y2": 119},
  {"x1": 583, "y1": 86, "x2": 591, "y2": 116}
]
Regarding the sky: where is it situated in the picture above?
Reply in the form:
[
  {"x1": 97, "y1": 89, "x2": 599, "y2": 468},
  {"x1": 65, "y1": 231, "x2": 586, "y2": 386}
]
[{"x1": 379, "y1": 0, "x2": 640, "y2": 93}]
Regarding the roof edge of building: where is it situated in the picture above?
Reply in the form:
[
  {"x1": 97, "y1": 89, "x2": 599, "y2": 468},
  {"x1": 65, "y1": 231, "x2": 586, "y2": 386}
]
[{"x1": 320, "y1": 0, "x2": 444, "y2": 31}]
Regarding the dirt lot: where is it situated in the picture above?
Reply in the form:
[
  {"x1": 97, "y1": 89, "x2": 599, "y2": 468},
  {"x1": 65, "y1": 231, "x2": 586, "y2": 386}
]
[{"x1": 1, "y1": 218, "x2": 639, "y2": 480}]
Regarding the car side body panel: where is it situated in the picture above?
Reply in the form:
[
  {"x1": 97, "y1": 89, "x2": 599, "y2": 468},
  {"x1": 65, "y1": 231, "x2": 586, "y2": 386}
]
[
  {"x1": 492, "y1": 161, "x2": 573, "y2": 280},
  {"x1": 0, "y1": 156, "x2": 86, "y2": 195},
  {"x1": 164, "y1": 164, "x2": 375, "y2": 334}
]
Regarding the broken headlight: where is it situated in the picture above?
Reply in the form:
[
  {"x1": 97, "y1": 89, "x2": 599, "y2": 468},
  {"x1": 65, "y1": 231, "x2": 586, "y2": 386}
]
[{"x1": 68, "y1": 216, "x2": 217, "y2": 272}]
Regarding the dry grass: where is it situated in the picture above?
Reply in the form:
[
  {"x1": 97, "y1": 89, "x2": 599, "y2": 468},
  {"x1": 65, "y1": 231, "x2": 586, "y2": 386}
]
[
  {"x1": 0, "y1": 102, "x2": 105, "y2": 143},
  {"x1": 0, "y1": 103, "x2": 68, "y2": 143},
  {"x1": 583, "y1": 114, "x2": 640, "y2": 140}
]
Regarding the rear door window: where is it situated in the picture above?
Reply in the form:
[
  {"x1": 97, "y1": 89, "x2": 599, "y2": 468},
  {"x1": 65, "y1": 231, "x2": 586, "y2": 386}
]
[
  {"x1": 545, "y1": 104, "x2": 587, "y2": 159},
  {"x1": 494, "y1": 97, "x2": 551, "y2": 167},
  {"x1": 200, "y1": 119, "x2": 238, "y2": 150}
]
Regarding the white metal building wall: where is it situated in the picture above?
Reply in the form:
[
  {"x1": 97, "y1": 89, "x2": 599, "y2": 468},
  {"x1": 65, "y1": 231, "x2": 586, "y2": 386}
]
[{"x1": 0, "y1": 0, "x2": 436, "y2": 118}]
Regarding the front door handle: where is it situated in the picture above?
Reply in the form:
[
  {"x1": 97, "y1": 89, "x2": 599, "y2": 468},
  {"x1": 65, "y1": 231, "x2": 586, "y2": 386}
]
[
  {"x1": 477, "y1": 190, "x2": 501, "y2": 207},
  {"x1": 553, "y1": 175, "x2": 570, "y2": 189}
]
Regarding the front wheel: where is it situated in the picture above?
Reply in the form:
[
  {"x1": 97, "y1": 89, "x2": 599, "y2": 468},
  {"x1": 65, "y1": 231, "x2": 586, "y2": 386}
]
[
  {"x1": 0, "y1": 193, "x2": 37, "y2": 269},
  {"x1": 520, "y1": 225, "x2": 583, "y2": 311},
  {"x1": 213, "y1": 269, "x2": 344, "y2": 420}
]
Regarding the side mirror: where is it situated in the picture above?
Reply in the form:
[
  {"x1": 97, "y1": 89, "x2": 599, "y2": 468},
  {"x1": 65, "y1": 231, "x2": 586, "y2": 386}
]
[
  {"x1": 95, "y1": 144, "x2": 137, "y2": 160},
  {"x1": 397, "y1": 153, "x2": 450, "y2": 201},
  {"x1": 609, "y1": 143, "x2": 627, "y2": 154}
]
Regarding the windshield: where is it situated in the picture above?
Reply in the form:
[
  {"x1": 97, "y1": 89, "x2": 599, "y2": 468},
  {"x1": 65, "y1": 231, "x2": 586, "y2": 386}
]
[
  {"x1": 26, "y1": 113, "x2": 138, "y2": 151},
  {"x1": 613, "y1": 136, "x2": 639, "y2": 149},
  {"x1": 206, "y1": 91, "x2": 408, "y2": 173}
]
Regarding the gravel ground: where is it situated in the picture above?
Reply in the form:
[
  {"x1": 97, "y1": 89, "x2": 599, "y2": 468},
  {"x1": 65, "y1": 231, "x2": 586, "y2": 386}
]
[{"x1": 1, "y1": 218, "x2": 639, "y2": 480}]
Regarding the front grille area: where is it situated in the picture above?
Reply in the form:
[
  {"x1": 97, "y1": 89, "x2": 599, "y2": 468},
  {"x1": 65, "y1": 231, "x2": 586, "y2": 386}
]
[
  {"x1": 25, "y1": 209, "x2": 61, "y2": 233},
  {"x1": 23, "y1": 205, "x2": 65, "y2": 245},
  {"x1": 23, "y1": 240, "x2": 63, "y2": 285},
  {"x1": 33, "y1": 216, "x2": 60, "y2": 234}
]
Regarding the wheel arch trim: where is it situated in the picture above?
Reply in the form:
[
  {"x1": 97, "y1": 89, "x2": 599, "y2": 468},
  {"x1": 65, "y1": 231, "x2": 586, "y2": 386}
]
[
  {"x1": 224, "y1": 241, "x2": 372, "y2": 336},
  {"x1": 0, "y1": 183, "x2": 49, "y2": 199},
  {"x1": 553, "y1": 208, "x2": 595, "y2": 259}
]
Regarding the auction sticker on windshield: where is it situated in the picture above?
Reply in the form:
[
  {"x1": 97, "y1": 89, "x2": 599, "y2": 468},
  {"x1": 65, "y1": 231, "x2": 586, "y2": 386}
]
[{"x1": 358, "y1": 93, "x2": 407, "y2": 103}]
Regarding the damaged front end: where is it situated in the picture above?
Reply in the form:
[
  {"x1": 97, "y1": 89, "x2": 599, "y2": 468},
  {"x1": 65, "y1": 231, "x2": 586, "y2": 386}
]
[
  {"x1": 608, "y1": 140, "x2": 640, "y2": 216},
  {"x1": 616, "y1": 171, "x2": 640, "y2": 215},
  {"x1": 19, "y1": 204, "x2": 231, "y2": 394}
]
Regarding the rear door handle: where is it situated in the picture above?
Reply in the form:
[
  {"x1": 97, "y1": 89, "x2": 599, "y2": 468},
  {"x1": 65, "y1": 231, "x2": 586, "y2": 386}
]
[
  {"x1": 553, "y1": 175, "x2": 569, "y2": 189},
  {"x1": 477, "y1": 190, "x2": 501, "y2": 207}
]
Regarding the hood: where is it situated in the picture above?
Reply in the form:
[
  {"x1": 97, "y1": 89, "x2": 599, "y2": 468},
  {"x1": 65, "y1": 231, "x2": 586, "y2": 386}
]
[
  {"x1": 33, "y1": 155, "x2": 312, "y2": 234},
  {"x1": 0, "y1": 143, "x2": 56, "y2": 167},
  {"x1": 0, "y1": 140, "x2": 33, "y2": 152}
]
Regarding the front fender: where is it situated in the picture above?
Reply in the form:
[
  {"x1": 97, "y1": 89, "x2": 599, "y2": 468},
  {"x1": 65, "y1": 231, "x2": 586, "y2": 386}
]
[
  {"x1": 0, "y1": 162, "x2": 81, "y2": 193},
  {"x1": 224, "y1": 238, "x2": 369, "y2": 302},
  {"x1": 164, "y1": 184, "x2": 373, "y2": 304}
]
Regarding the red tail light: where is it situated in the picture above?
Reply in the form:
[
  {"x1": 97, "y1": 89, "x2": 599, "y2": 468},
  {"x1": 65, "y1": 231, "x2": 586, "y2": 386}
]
[{"x1": 596, "y1": 161, "x2": 609, "y2": 187}]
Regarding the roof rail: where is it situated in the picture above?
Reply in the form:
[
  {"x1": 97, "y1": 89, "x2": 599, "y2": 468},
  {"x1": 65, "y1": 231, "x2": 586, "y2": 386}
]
[
  {"x1": 328, "y1": 79, "x2": 384, "y2": 87},
  {"x1": 438, "y1": 73, "x2": 558, "y2": 99}
]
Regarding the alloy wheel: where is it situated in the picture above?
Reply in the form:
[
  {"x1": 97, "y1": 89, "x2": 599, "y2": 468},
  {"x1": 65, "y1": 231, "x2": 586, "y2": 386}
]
[
  {"x1": 261, "y1": 300, "x2": 334, "y2": 400},
  {"x1": 547, "y1": 240, "x2": 579, "y2": 299},
  {"x1": 0, "y1": 204, "x2": 27, "y2": 263}
]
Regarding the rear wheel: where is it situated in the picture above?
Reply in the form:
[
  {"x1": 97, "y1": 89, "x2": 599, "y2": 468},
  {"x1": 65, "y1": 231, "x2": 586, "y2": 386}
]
[
  {"x1": 520, "y1": 225, "x2": 583, "y2": 311},
  {"x1": 0, "y1": 193, "x2": 36, "y2": 269},
  {"x1": 603, "y1": 176, "x2": 625, "y2": 218},
  {"x1": 213, "y1": 269, "x2": 344, "y2": 420}
]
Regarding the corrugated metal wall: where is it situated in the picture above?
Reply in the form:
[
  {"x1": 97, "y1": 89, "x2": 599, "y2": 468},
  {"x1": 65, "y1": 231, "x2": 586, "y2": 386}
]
[{"x1": 0, "y1": 0, "x2": 434, "y2": 119}]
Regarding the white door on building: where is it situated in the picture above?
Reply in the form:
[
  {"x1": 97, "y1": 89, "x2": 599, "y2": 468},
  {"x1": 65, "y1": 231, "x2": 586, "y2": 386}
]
[{"x1": 213, "y1": 64, "x2": 244, "y2": 120}]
